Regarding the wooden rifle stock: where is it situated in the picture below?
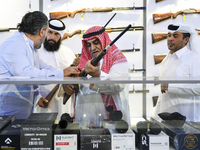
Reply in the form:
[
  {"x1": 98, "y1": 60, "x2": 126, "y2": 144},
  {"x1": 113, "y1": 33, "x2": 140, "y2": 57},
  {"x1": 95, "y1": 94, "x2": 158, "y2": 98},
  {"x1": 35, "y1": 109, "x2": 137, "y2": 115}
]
[
  {"x1": 154, "y1": 54, "x2": 167, "y2": 65},
  {"x1": 152, "y1": 32, "x2": 168, "y2": 44},
  {"x1": 156, "y1": 0, "x2": 164, "y2": 2},
  {"x1": 43, "y1": 84, "x2": 59, "y2": 107},
  {"x1": 153, "y1": 9, "x2": 200, "y2": 24}
]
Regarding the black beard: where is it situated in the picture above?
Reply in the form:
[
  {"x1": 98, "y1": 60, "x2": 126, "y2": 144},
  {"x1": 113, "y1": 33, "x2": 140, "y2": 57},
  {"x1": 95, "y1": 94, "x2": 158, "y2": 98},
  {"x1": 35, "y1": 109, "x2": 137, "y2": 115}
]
[{"x1": 43, "y1": 38, "x2": 61, "y2": 52}]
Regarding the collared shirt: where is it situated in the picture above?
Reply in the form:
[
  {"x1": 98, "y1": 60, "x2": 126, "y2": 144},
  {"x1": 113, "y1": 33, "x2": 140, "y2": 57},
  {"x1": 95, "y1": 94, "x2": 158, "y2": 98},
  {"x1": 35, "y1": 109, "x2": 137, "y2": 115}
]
[
  {"x1": 154, "y1": 46, "x2": 200, "y2": 122},
  {"x1": 0, "y1": 31, "x2": 63, "y2": 77},
  {"x1": 0, "y1": 32, "x2": 63, "y2": 119}
]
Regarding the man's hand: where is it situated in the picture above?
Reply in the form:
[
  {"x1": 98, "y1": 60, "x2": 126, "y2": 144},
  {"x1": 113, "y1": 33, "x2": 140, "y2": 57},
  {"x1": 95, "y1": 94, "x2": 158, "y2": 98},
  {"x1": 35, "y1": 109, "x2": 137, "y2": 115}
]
[
  {"x1": 63, "y1": 84, "x2": 75, "y2": 95},
  {"x1": 84, "y1": 60, "x2": 101, "y2": 77},
  {"x1": 72, "y1": 56, "x2": 80, "y2": 66},
  {"x1": 63, "y1": 66, "x2": 79, "y2": 77},
  {"x1": 38, "y1": 97, "x2": 49, "y2": 108},
  {"x1": 161, "y1": 83, "x2": 168, "y2": 93}
]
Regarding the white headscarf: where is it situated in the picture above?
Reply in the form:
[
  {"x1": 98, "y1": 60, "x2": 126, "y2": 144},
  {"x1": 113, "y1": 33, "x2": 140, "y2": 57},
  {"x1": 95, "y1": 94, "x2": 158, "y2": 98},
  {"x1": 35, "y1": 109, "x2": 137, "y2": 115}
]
[
  {"x1": 168, "y1": 22, "x2": 200, "y2": 55},
  {"x1": 49, "y1": 19, "x2": 66, "y2": 38}
]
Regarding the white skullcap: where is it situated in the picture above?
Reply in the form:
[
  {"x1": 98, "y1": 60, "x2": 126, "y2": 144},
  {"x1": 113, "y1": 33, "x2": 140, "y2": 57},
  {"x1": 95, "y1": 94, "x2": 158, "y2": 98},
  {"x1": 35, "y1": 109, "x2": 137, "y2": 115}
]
[
  {"x1": 168, "y1": 22, "x2": 200, "y2": 55},
  {"x1": 49, "y1": 19, "x2": 65, "y2": 38}
]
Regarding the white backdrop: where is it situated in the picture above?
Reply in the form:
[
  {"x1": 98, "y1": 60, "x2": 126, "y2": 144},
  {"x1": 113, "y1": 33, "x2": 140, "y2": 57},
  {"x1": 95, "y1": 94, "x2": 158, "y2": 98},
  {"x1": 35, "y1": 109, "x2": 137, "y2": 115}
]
[{"x1": 1, "y1": 0, "x2": 200, "y2": 119}]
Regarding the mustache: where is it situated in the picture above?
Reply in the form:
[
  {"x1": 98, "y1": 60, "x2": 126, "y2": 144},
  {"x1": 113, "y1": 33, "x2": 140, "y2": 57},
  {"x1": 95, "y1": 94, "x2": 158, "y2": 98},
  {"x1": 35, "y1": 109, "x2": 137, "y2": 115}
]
[
  {"x1": 48, "y1": 39, "x2": 56, "y2": 43},
  {"x1": 91, "y1": 49, "x2": 100, "y2": 55}
]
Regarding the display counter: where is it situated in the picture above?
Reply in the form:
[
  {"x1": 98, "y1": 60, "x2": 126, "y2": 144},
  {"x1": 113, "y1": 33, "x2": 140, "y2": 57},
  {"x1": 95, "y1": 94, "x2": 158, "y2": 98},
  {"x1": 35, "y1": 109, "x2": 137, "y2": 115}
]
[{"x1": 0, "y1": 76, "x2": 200, "y2": 150}]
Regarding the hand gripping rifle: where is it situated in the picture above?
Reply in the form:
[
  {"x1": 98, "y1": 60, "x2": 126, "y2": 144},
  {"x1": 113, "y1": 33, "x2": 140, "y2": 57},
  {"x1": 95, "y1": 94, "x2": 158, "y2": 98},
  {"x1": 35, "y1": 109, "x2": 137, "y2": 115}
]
[
  {"x1": 63, "y1": 24, "x2": 132, "y2": 105},
  {"x1": 50, "y1": 5, "x2": 146, "y2": 19},
  {"x1": 153, "y1": 8, "x2": 200, "y2": 24}
]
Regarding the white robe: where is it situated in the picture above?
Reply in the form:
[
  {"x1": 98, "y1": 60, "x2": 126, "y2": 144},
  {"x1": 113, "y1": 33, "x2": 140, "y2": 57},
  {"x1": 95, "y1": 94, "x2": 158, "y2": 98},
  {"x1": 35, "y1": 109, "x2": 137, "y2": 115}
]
[
  {"x1": 75, "y1": 59, "x2": 130, "y2": 128},
  {"x1": 33, "y1": 45, "x2": 75, "y2": 120},
  {"x1": 154, "y1": 46, "x2": 200, "y2": 122}
]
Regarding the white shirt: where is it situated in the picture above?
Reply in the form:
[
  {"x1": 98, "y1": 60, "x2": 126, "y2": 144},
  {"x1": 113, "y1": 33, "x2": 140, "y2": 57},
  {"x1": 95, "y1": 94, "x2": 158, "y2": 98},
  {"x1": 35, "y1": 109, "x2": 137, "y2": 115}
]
[
  {"x1": 154, "y1": 46, "x2": 200, "y2": 122},
  {"x1": 33, "y1": 44, "x2": 75, "y2": 120}
]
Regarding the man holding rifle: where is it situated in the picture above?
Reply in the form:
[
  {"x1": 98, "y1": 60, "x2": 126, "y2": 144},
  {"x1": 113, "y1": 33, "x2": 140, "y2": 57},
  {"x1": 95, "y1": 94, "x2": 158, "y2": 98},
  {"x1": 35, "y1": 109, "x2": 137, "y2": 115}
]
[
  {"x1": 153, "y1": 23, "x2": 200, "y2": 122},
  {"x1": 33, "y1": 19, "x2": 80, "y2": 120},
  {"x1": 0, "y1": 11, "x2": 79, "y2": 119},
  {"x1": 64, "y1": 26, "x2": 130, "y2": 127}
]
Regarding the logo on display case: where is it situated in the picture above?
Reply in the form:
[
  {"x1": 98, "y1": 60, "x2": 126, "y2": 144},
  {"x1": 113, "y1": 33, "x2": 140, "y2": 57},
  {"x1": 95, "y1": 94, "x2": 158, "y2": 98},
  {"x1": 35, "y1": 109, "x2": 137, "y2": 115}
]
[
  {"x1": 91, "y1": 139, "x2": 101, "y2": 148},
  {"x1": 184, "y1": 134, "x2": 198, "y2": 149},
  {"x1": 4, "y1": 138, "x2": 12, "y2": 144},
  {"x1": 141, "y1": 135, "x2": 148, "y2": 146}
]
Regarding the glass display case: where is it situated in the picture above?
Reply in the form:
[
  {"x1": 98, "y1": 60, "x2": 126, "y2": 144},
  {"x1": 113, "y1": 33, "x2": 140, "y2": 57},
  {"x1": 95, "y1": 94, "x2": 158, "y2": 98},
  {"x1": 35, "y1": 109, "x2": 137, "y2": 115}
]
[{"x1": 0, "y1": 76, "x2": 200, "y2": 150}]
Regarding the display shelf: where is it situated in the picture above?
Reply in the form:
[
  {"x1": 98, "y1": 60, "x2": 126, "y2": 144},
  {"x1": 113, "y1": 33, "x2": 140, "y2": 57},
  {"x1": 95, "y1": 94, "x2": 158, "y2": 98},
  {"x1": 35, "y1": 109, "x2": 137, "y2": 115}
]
[{"x1": 0, "y1": 76, "x2": 200, "y2": 85}]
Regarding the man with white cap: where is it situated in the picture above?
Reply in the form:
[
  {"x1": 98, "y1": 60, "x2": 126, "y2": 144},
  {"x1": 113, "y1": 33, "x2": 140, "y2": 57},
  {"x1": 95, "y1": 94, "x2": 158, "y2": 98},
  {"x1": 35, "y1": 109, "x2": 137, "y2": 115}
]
[
  {"x1": 34, "y1": 19, "x2": 80, "y2": 120},
  {"x1": 153, "y1": 22, "x2": 200, "y2": 122}
]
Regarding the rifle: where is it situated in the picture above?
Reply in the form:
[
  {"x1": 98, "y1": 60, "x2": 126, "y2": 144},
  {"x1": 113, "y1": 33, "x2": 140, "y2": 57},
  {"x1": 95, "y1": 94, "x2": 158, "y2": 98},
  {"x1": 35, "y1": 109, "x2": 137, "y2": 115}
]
[
  {"x1": 50, "y1": 6, "x2": 146, "y2": 19},
  {"x1": 0, "y1": 28, "x2": 17, "y2": 32},
  {"x1": 62, "y1": 26, "x2": 144, "y2": 40},
  {"x1": 63, "y1": 24, "x2": 132, "y2": 105},
  {"x1": 153, "y1": 8, "x2": 200, "y2": 24},
  {"x1": 42, "y1": 53, "x2": 81, "y2": 107},
  {"x1": 154, "y1": 54, "x2": 167, "y2": 65}
]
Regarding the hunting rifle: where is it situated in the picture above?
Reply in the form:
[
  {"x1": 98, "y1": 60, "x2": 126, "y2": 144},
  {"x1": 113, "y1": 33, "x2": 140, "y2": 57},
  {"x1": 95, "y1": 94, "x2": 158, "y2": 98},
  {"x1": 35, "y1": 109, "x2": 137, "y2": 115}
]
[
  {"x1": 154, "y1": 53, "x2": 167, "y2": 65},
  {"x1": 152, "y1": 30, "x2": 200, "y2": 44},
  {"x1": 153, "y1": 8, "x2": 200, "y2": 24},
  {"x1": 0, "y1": 28, "x2": 17, "y2": 32},
  {"x1": 62, "y1": 26, "x2": 144, "y2": 40},
  {"x1": 42, "y1": 53, "x2": 81, "y2": 107},
  {"x1": 63, "y1": 24, "x2": 132, "y2": 105},
  {"x1": 50, "y1": 6, "x2": 146, "y2": 19}
]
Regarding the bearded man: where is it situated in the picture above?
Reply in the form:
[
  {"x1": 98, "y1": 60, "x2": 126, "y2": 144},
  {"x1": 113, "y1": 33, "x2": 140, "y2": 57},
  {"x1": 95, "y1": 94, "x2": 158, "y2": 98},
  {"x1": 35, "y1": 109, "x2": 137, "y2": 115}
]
[{"x1": 33, "y1": 19, "x2": 80, "y2": 120}]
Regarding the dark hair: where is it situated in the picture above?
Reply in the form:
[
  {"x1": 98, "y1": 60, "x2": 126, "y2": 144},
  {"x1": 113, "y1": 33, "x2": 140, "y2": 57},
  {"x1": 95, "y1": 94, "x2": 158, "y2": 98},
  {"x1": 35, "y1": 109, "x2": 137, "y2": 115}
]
[
  {"x1": 17, "y1": 11, "x2": 48, "y2": 35},
  {"x1": 183, "y1": 33, "x2": 190, "y2": 39}
]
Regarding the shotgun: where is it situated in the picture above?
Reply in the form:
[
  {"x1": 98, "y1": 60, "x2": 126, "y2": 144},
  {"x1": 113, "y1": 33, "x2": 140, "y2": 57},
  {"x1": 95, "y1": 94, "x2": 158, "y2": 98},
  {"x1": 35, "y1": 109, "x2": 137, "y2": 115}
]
[
  {"x1": 153, "y1": 8, "x2": 200, "y2": 24},
  {"x1": 62, "y1": 26, "x2": 144, "y2": 40},
  {"x1": 0, "y1": 28, "x2": 17, "y2": 32},
  {"x1": 50, "y1": 6, "x2": 146, "y2": 19},
  {"x1": 154, "y1": 54, "x2": 167, "y2": 65},
  {"x1": 63, "y1": 24, "x2": 132, "y2": 104}
]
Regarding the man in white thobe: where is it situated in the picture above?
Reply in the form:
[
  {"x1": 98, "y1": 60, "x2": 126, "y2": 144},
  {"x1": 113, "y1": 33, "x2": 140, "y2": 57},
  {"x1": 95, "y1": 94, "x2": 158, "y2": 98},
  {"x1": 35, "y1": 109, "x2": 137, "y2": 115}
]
[
  {"x1": 34, "y1": 19, "x2": 80, "y2": 120},
  {"x1": 154, "y1": 23, "x2": 200, "y2": 122}
]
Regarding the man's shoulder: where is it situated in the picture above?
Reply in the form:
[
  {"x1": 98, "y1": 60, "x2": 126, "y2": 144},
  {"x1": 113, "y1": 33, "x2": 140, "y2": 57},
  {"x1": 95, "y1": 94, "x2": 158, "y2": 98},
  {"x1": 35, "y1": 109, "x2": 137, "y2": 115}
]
[
  {"x1": 59, "y1": 44, "x2": 72, "y2": 51},
  {"x1": 0, "y1": 32, "x2": 25, "y2": 51}
]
